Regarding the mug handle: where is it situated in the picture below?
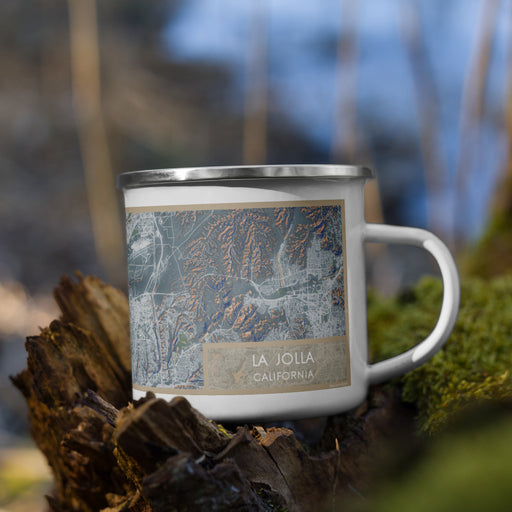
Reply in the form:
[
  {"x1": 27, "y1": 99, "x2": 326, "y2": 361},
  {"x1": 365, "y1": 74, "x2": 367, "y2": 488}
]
[{"x1": 363, "y1": 223, "x2": 460, "y2": 384}]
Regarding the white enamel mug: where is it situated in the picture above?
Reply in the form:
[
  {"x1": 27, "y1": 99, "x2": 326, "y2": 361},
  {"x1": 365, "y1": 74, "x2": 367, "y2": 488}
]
[{"x1": 117, "y1": 165, "x2": 460, "y2": 421}]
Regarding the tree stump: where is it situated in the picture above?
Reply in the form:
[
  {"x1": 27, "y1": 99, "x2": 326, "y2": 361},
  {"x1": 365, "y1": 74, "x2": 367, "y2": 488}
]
[{"x1": 12, "y1": 274, "x2": 415, "y2": 512}]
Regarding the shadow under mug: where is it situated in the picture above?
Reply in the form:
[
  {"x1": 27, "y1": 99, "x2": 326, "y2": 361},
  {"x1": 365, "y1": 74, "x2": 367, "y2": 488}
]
[{"x1": 117, "y1": 165, "x2": 460, "y2": 421}]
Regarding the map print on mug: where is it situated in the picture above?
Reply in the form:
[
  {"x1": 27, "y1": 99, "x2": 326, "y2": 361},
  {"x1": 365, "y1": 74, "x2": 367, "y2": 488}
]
[
  {"x1": 126, "y1": 200, "x2": 350, "y2": 395},
  {"x1": 118, "y1": 165, "x2": 460, "y2": 421}
]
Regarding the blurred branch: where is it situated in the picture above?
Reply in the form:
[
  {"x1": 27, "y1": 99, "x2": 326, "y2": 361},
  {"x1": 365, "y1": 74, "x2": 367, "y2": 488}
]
[
  {"x1": 454, "y1": 0, "x2": 500, "y2": 247},
  {"x1": 400, "y1": 1, "x2": 448, "y2": 239},
  {"x1": 68, "y1": 0, "x2": 124, "y2": 285},
  {"x1": 243, "y1": 0, "x2": 268, "y2": 164}
]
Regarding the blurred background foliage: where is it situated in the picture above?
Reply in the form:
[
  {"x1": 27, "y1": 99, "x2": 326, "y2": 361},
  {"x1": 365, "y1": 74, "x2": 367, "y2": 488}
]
[{"x1": 1, "y1": 0, "x2": 512, "y2": 510}]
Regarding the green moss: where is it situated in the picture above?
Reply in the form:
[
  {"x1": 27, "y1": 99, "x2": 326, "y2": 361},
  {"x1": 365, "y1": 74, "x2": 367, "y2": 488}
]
[
  {"x1": 368, "y1": 275, "x2": 512, "y2": 434},
  {"x1": 0, "y1": 447, "x2": 52, "y2": 507},
  {"x1": 351, "y1": 409, "x2": 512, "y2": 512},
  {"x1": 463, "y1": 210, "x2": 512, "y2": 278},
  {"x1": 212, "y1": 422, "x2": 233, "y2": 438},
  {"x1": 255, "y1": 487, "x2": 288, "y2": 512}
]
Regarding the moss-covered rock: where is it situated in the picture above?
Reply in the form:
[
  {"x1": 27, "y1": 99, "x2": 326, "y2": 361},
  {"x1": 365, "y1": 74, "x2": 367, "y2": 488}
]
[{"x1": 368, "y1": 275, "x2": 512, "y2": 434}]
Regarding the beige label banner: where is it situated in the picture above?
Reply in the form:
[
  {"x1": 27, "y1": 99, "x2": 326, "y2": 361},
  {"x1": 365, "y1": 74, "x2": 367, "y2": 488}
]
[{"x1": 203, "y1": 336, "x2": 350, "y2": 394}]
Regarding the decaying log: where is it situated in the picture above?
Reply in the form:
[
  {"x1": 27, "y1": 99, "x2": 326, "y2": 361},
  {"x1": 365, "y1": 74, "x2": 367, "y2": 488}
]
[{"x1": 11, "y1": 273, "x2": 415, "y2": 512}]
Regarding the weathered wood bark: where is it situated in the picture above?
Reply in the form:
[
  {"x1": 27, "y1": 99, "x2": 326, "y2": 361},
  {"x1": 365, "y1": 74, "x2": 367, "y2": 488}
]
[{"x1": 12, "y1": 273, "x2": 415, "y2": 512}]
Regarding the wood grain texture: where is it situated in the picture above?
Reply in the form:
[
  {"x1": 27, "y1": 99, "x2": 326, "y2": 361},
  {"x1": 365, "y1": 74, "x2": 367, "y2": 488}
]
[{"x1": 12, "y1": 273, "x2": 414, "y2": 512}]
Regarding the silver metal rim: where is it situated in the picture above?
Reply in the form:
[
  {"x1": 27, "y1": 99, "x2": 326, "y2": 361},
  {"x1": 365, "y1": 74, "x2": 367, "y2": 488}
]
[{"x1": 116, "y1": 164, "x2": 374, "y2": 189}]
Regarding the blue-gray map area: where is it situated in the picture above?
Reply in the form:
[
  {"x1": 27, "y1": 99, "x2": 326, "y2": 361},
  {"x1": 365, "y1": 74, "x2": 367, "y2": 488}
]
[{"x1": 126, "y1": 204, "x2": 346, "y2": 389}]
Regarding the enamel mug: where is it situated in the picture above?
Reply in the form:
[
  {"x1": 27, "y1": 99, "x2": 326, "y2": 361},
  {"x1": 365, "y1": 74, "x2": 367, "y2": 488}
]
[{"x1": 117, "y1": 165, "x2": 460, "y2": 421}]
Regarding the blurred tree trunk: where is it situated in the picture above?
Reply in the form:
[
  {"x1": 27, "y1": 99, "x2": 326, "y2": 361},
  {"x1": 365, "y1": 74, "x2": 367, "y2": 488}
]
[
  {"x1": 68, "y1": 0, "x2": 125, "y2": 286},
  {"x1": 400, "y1": 0, "x2": 448, "y2": 241},
  {"x1": 463, "y1": 41, "x2": 512, "y2": 278},
  {"x1": 332, "y1": 0, "x2": 359, "y2": 165},
  {"x1": 331, "y1": 0, "x2": 387, "y2": 291},
  {"x1": 332, "y1": 0, "x2": 383, "y2": 225},
  {"x1": 454, "y1": 0, "x2": 500, "y2": 251},
  {"x1": 243, "y1": 0, "x2": 268, "y2": 165}
]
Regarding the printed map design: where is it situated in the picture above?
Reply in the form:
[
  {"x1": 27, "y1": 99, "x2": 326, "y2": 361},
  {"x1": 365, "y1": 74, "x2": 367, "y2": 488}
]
[{"x1": 126, "y1": 202, "x2": 347, "y2": 390}]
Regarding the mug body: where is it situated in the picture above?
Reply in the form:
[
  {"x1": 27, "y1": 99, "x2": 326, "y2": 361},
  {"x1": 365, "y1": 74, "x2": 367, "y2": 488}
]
[{"x1": 118, "y1": 165, "x2": 373, "y2": 421}]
